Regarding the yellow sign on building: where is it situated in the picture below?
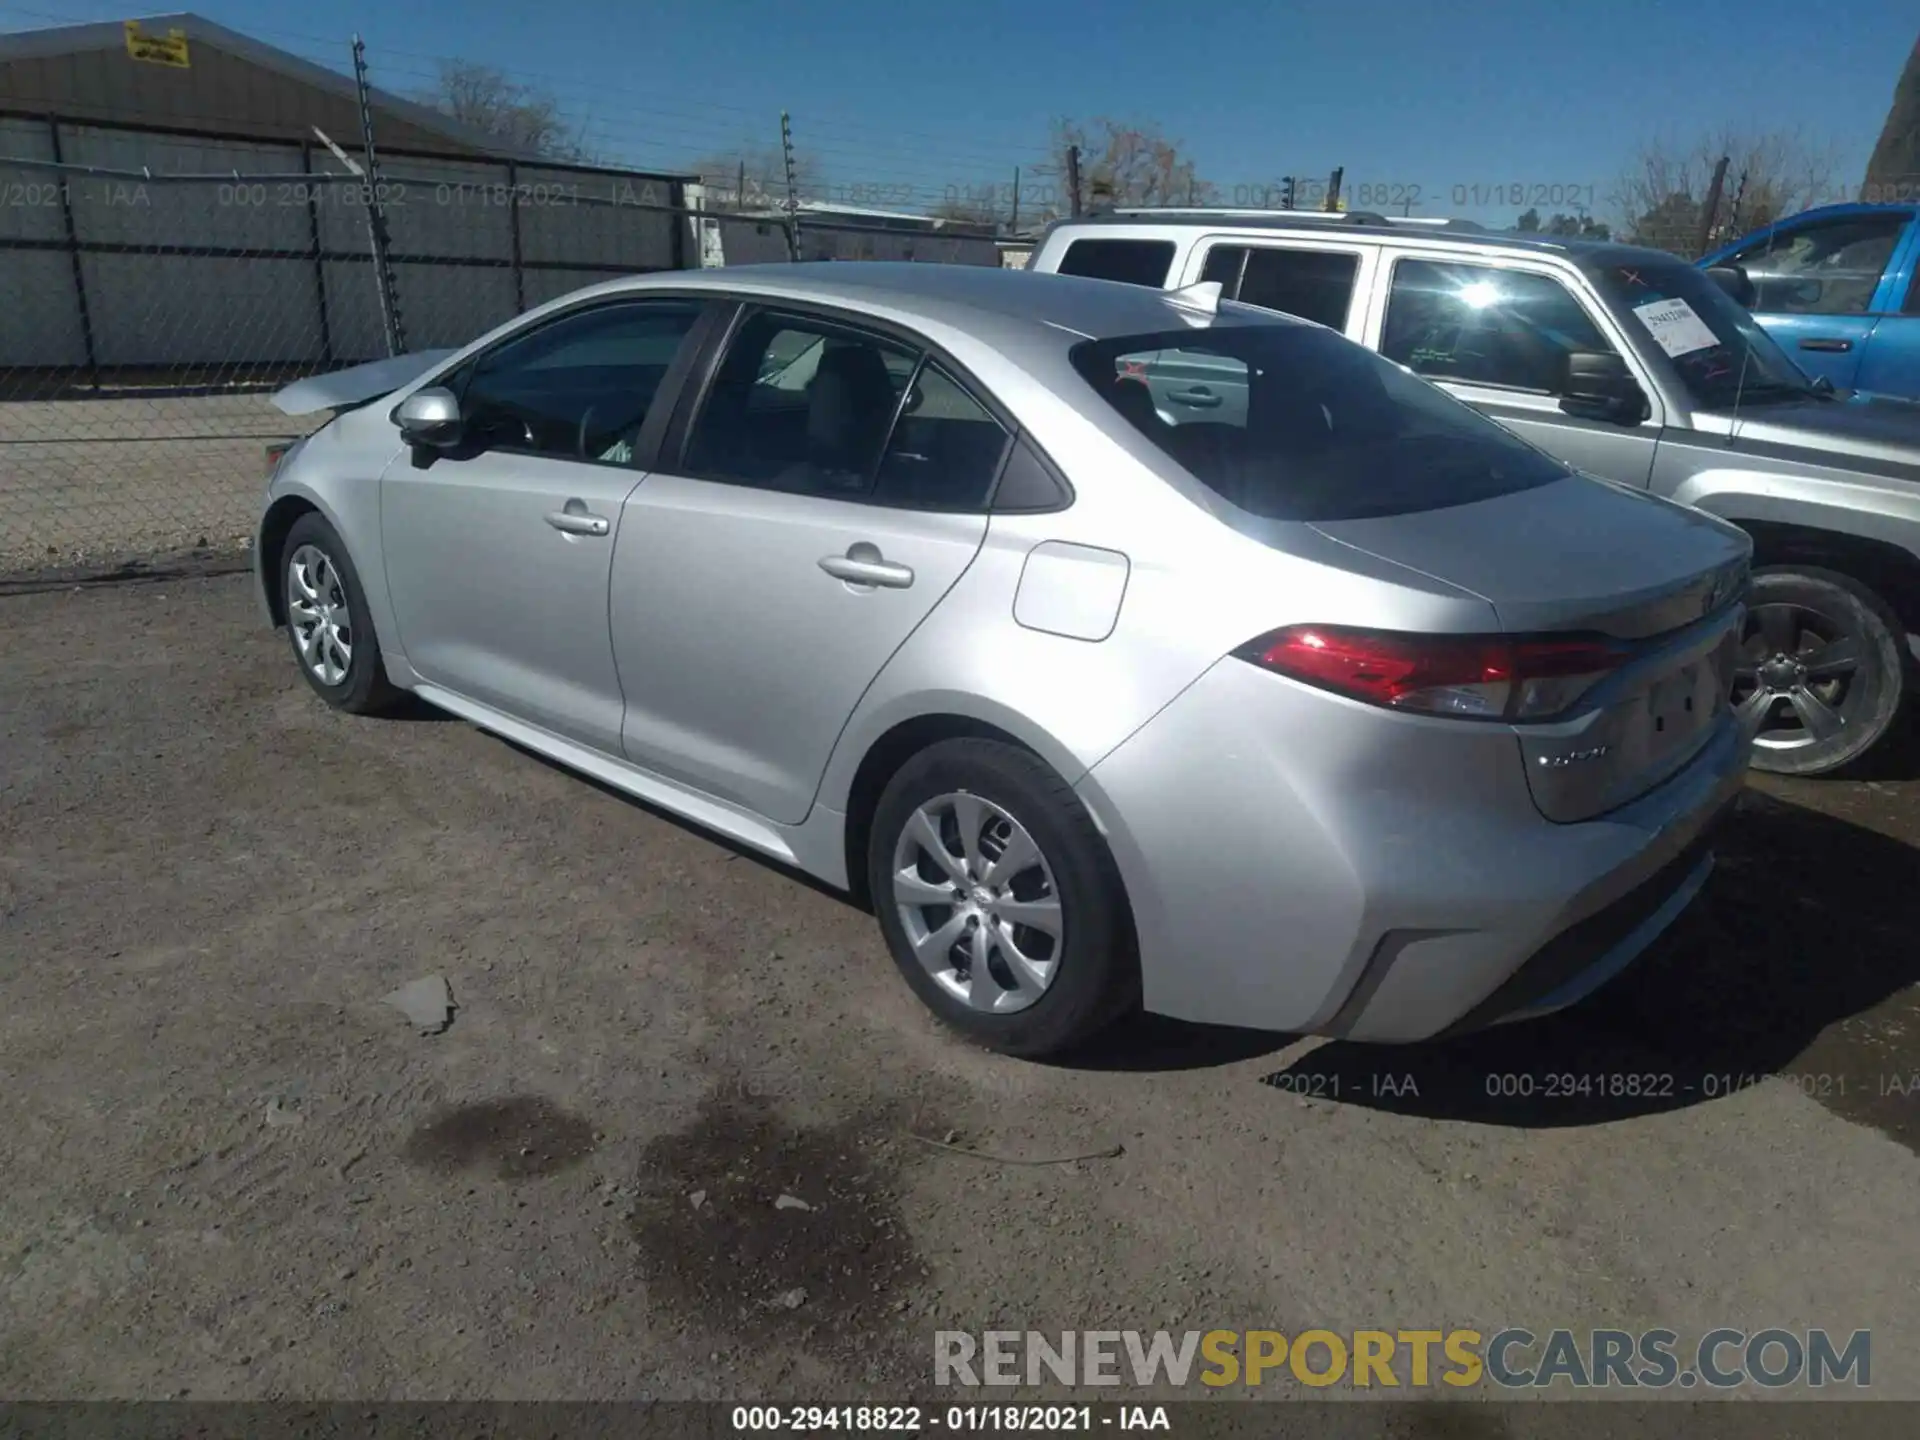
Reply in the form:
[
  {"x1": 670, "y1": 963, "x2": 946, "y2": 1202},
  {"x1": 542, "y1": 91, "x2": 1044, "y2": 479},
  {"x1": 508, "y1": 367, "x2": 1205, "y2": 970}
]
[{"x1": 124, "y1": 21, "x2": 191, "y2": 68}]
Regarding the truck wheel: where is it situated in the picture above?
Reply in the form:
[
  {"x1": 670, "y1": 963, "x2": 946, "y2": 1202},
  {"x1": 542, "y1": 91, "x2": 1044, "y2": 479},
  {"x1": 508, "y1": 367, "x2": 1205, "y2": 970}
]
[{"x1": 1732, "y1": 565, "x2": 1909, "y2": 777}]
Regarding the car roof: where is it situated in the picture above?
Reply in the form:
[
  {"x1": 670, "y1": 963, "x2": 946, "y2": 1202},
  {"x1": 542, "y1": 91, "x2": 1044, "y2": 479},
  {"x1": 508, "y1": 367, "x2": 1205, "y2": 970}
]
[
  {"x1": 1043, "y1": 210, "x2": 1687, "y2": 268},
  {"x1": 607, "y1": 260, "x2": 1307, "y2": 347}
]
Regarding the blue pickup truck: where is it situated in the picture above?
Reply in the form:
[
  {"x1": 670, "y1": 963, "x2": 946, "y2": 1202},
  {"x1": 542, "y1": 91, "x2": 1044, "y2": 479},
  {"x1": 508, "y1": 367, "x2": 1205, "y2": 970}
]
[{"x1": 1702, "y1": 203, "x2": 1920, "y2": 399}]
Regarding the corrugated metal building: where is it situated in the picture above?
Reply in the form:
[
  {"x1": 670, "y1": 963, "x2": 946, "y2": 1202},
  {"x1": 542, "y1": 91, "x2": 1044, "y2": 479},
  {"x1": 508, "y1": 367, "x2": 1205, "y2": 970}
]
[{"x1": 0, "y1": 12, "x2": 691, "y2": 374}]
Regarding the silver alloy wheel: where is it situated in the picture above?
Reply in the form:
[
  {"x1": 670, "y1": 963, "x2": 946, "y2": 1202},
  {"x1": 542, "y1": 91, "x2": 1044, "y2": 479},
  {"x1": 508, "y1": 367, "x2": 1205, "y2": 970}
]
[
  {"x1": 287, "y1": 543, "x2": 354, "y2": 687},
  {"x1": 1731, "y1": 601, "x2": 1861, "y2": 754},
  {"x1": 891, "y1": 790, "x2": 1063, "y2": 1014}
]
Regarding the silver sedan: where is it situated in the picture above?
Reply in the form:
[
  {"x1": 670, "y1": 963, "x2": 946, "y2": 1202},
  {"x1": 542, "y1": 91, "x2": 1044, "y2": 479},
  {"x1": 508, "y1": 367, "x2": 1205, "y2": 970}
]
[{"x1": 258, "y1": 263, "x2": 1751, "y2": 1057}]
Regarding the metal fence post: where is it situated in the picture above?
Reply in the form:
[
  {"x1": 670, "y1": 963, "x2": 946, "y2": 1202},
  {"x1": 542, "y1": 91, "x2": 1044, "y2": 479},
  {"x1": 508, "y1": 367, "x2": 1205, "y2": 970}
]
[
  {"x1": 45, "y1": 116, "x2": 100, "y2": 390},
  {"x1": 505, "y1": 158, "x2": 527, "y2": 312},
  {"x1": 301, "y1": 141, "x2": 336, "y2": 366},
  {"x1": 780, "y1": 111, "x2": 802, "y2": 261},
  {"x1": 351, "y1": 34, "x2": 406, "y2": 355}
]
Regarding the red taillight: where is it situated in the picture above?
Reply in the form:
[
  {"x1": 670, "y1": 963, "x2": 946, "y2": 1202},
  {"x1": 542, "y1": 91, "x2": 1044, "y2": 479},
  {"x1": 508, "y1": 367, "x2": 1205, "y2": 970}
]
[
  {"x1": 264, "y1": 440, "x2": 293, "y2": 479},
  {"x1": 1239, "y1": 626, "x2": 1629, "y2": 721}
]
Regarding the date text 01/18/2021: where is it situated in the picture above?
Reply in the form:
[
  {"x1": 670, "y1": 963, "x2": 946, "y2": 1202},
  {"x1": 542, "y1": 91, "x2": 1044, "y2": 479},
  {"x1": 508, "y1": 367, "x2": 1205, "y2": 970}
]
[{"x1": 731, "y1": 1406, "x2": 1170, "y2": 1431}]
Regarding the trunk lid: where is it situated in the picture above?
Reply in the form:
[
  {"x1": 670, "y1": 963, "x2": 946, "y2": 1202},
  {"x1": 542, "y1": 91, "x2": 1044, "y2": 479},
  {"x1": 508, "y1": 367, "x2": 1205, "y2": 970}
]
[{"x1": 1311, "y1": 475, "x2": 1751, "y2": 822}]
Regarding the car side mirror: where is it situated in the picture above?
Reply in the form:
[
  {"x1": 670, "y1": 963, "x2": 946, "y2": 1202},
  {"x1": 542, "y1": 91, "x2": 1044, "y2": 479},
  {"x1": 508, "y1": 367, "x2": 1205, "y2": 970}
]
[
  {"x1": 1704, "y1": 264, "x2": 1756, "y2": 309},
  {"x1": 395, "y1": 387, "x2": 463, "y2": 448},
  {"x1": 1558, "y1": 350, "x2": 1648, "y2": 425}
]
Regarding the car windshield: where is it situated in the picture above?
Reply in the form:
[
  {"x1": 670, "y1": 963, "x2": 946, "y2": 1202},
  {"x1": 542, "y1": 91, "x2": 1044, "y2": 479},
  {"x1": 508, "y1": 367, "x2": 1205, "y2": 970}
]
[
  {"x1": 1585, "y1": 258, "x2": 1819, "y2": 410},
  {"x1": 1068, "y1": 320, "x2": 1571, "y2": 523}
]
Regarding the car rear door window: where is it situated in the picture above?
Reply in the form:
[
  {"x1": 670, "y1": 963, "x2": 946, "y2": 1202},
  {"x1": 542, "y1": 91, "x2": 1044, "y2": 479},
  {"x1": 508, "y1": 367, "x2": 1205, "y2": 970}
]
[
  {"x1": 1382, "y1": 259, "x2": 1612, "y2": 393},
  {"x1": 870, "y1": 362, "x2": 1011, "y2": 511},
  {"x1": 1055, "y1": 238, "x2": 1177, "y2": 288},
  {"x1": 684, "y1": 311, "x2": 917, "y2": 497},
  {"x1": 1201, "y1": 245, "x2": 1360, "y2": 329},
  {"x1": 1074, "y1": 321, "x2": 1568, "y2": 522},
  {"x1": 683, "y1": 310, "x2": 1009, "y2": 510},
  {"x1": 454, "y1": 300, "x2": 704, "y2": 464}
]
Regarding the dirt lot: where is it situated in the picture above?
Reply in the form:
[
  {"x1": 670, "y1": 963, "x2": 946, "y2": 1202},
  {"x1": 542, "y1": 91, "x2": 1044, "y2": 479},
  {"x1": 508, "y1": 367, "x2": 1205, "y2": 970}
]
[
  {"x1": 4, "y1": 572, "x2": 1920, "y2": 1409},
  {"x1": 0, "y1": 395, "x2": 307, "y2": 570}
]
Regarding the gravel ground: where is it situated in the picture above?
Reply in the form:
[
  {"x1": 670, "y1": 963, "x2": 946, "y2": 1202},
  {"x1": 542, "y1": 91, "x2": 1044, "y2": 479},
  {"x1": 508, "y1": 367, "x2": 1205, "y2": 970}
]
[
  {"x1": 3, "y1": 573, "x2": 1919, "y2": 1411},
  {"x1": 0, "y1": 395, "x2": 309, "y2": 570}
]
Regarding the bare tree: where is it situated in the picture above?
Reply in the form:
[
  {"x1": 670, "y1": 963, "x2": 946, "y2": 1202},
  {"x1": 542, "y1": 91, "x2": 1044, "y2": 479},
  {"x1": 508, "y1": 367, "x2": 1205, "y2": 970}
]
[
  {"x1": 688, "y1": 146, "x2": 824, "y2": 206},
  {"x1": 1036, "y1": 117, "x2": 1214, "y2": 218},
  {"x1": 1609, "y1": 127, "x2": 1843, "y2": 255},
  {"x1": 419, "y1": 60, "x2": 588, "y2": 160}
]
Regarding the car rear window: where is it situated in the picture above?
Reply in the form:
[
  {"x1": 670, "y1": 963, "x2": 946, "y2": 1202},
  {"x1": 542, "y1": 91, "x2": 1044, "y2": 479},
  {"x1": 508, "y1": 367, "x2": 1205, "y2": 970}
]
[
  {"x1": 1069, "y1": 322, "x2": 1571, "y2": 522},
  {"x1": 1054, "y1": 238, "x2": 1177, "y2": 288}
]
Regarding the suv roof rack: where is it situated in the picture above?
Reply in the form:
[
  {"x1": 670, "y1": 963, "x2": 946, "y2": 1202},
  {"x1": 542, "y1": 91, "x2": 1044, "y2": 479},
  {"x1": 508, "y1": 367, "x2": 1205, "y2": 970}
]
[{"x1": 1098, "y1": 206, "x2": 1487, "y2": 234}]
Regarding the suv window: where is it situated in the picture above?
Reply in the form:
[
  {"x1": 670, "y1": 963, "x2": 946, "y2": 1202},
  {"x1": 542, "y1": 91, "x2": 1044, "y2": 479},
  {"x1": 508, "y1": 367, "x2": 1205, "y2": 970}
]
[
  {"x1": 1055, "y1": 238, "x2": 1176, "y2": 288},
  {"x1": 1073, "y1": 321, "x2": 1568, "y2": 522},
  {"x1": 455, "y1": 300, "x2": 702, "y2": 463},
  {"x1": 1382, "y1": 259, "x2": 1612, "y2": 393},
  {"x1": 1722, "y1": 212, "x2": 1908, "y2": 315},
  {"x1": 1199, "y1": 245, "x2": 1360, "y2": 329}
]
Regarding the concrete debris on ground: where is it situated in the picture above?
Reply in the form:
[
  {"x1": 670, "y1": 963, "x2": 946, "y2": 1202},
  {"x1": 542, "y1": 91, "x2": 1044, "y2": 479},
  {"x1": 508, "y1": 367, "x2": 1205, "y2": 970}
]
[{"x1": 382, "y1": 975, "x2": 455, "y2": 1034}]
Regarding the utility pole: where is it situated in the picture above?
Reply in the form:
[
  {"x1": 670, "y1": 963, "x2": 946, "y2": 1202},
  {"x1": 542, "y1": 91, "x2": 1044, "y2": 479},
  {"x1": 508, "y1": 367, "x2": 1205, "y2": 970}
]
[
  {"x1": 1010, "y1": 166, "x2": 1021, "y2": 234},
  {"x1": 779, "y1": 110, "x2": 801, "y2": 261},
  {"x1": 1066, "y1": 144, "x2": 1082, "y2": 218},
  {"x1": 1695, "y1": 154, "x2": 1731, "y2": 259},
  {"x1": 350, "y1": 34, "x2": 404, "y2": 355},
  {"x1": 1325, "y1": 166, "x2": 1344, "y2": 213}
]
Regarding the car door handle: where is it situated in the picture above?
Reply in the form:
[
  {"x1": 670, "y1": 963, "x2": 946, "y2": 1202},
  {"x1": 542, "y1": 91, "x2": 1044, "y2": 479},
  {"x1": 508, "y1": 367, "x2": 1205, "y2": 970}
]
[
  {"x1": 544, "y1": 502, "x2": 610, "y2": 537},
  {"x1": 819, "y1": 546, "x2": 914, "y2": 589},
  {"x1": 1168, "y1": 386, "x2": 1222, "y2": 407},
  {"x1": 1798, "y1": 337, "x2": 1854, "y2": 353}
]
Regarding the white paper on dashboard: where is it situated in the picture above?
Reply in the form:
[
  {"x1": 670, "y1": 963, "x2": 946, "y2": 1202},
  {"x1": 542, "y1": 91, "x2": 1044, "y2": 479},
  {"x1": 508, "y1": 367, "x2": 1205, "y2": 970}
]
[{"x1": 1631, "y1": 297, "x2": 1720, "y2": 358}]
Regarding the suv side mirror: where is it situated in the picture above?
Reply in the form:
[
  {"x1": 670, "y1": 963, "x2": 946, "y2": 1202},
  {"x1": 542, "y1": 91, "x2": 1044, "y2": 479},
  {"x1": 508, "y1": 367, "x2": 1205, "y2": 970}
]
[
  {"x1": 1558, "y1": 350, "x2": 1649, "y2": 425},
  {"x1": 1704, "y1": 264, "x2": 1756, "y2": 309},
  {"x1": 395, "y1": 387, "x2": 463, "y2": 448}
]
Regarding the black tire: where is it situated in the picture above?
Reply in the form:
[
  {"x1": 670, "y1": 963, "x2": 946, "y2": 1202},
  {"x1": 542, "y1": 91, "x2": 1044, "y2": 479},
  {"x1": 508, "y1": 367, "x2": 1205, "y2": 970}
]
[
  {"x1": 279, "y1": 512, "x2": 403, "y2": 716},
  {"x1": 867, "y1": 738, "x2": 1139, "y2": 1058},
  {"x1": 1736, "y1": 565, "x2": 1910, "y2": 777}
]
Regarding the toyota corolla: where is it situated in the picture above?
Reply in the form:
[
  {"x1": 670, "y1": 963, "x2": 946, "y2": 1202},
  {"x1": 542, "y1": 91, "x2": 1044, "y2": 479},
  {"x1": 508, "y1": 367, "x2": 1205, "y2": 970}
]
[{"x1": 257, "y1": 263, "x2": 1751, "y2": 1057}]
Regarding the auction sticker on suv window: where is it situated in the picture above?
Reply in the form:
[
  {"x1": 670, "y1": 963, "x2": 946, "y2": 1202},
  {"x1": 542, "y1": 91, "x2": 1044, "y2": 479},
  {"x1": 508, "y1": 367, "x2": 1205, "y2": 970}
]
[{"x1": 1631, "y1": 297, "x2": 1720, "y2": 358}]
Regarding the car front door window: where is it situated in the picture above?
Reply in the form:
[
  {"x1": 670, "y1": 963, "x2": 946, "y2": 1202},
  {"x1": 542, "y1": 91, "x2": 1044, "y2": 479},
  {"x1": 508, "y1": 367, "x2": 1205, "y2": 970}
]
[
  {"x1": 1382, "y1": 259, "x2": 1613, "y2": 394},
  {"x1": 454, "y1": 301, "x2": 704, "y2": 464},
  {"x1": 1724, "y1": 213, "x2": 1908, "y2": 316}
]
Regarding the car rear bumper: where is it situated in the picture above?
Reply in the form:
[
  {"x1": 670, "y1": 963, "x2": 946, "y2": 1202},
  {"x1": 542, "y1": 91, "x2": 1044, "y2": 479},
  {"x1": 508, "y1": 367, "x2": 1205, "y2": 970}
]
[{"x1": 1075, "y1": 655, "x2": 1747, "y2": 1041}]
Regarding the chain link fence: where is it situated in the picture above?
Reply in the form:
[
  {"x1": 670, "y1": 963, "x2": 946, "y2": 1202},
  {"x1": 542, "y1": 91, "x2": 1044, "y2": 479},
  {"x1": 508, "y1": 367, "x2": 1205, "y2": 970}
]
[
  {"x1": 0, "y1": 110, "x2": 1014, "y2": 581},
  {"x1": 4, "y1": 117, "x2": 1755, "y2": 583}
]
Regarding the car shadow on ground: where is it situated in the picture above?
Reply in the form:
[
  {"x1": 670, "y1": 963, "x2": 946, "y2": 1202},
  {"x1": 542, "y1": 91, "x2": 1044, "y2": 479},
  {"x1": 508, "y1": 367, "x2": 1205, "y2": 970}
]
[{"x1": 1261, "y1": 788, "x2": 1920, "y2": 1147}]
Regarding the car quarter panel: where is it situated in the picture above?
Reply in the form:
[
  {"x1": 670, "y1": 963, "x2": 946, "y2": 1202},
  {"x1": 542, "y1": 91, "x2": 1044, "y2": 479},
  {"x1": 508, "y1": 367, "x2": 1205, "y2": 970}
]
[
  {"x1": 1075, "y1": 655, "x2": 1740, "y2": 1036},
  {"x1": 807, "y1": 327, "x2": 1505, "y2": 824}
]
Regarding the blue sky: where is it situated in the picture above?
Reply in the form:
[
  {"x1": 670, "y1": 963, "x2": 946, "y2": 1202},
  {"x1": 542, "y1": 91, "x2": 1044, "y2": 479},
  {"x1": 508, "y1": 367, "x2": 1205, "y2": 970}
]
[{"x1": 3, "y1": 0, "x2": 1915, "y2": 224}]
